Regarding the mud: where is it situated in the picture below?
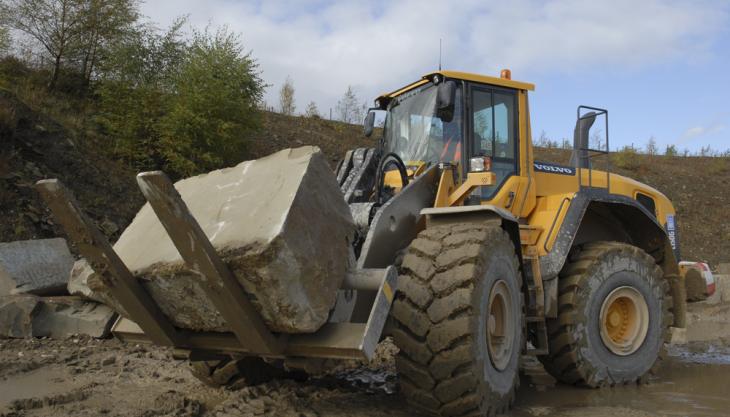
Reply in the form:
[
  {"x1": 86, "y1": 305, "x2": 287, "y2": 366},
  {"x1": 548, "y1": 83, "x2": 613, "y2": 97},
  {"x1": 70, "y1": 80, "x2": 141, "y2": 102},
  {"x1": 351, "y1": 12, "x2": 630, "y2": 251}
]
[{"x1": 1, "y1": 300, "x2": 729, "y2": 417}]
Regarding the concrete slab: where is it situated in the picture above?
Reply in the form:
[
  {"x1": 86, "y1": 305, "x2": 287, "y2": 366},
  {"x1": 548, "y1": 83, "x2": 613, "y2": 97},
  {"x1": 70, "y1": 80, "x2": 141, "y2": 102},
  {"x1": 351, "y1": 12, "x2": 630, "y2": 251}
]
[
  {"x1": 109, "y1": 147, "x2": 355, "y2": 333},
  {"x1": 0, "y1": 238, "x2": 73, "y2": 296},
  {"x1": 0, "y1": 295, "x2": 117, "y2": 339},
  {"x1": 33, "y1": 297, "x2": 117, "y2": 339},
  {"x1": 669, "y1": 326, "x2": 687, "y2": 345},
  {"x1": 716, "y1": 274, "x2": 730, "y2": 303}
]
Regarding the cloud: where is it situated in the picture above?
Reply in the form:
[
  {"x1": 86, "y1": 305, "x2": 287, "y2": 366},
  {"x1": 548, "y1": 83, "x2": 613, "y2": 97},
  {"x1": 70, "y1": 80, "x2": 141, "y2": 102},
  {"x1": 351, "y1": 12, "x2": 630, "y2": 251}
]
[
  {"x1": 139, "y1": 0, "x2": 728, "y2": 117},
  {"x1": 679, "y1": 123, "x2": 726, "y2": 142}
]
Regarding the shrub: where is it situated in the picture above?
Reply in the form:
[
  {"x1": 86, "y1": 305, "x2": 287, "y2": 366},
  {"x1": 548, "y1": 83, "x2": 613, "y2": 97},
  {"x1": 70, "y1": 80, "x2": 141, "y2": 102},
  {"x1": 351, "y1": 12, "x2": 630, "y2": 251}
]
[
  {"x1": 613, "y1": 146, "x2": 642, "y2": 170},
  {"x1": 97, "y1": 23, "x2": 264, "y2": 178}
]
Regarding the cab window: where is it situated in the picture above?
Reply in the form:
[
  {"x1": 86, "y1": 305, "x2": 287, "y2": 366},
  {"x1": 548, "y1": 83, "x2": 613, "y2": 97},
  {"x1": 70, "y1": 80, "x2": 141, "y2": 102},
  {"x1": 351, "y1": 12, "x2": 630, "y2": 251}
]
[{"x1": 471, "y1": 88, "x2": 517, "y2": 199}]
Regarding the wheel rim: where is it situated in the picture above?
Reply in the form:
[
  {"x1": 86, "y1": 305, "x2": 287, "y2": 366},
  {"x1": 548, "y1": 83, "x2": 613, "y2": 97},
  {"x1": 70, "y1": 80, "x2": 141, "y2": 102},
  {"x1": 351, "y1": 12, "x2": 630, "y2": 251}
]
[
  {"x1": 487, "y1": 279, "x2": 514, "y2": 371},
  {"x1": 599, "y1": 286, "x2": 650, "y2": 356}
]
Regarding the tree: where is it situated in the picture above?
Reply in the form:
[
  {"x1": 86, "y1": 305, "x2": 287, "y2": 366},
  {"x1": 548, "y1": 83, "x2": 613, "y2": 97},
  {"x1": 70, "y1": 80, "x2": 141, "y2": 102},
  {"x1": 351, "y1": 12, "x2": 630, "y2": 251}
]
[
  {"x1": 304, "y1": 101, "x2": 319, "y2": 118},
  {"x1": 665, "y1": 144, "x2": 678, "y2": 156},
  {"x1": 0, "y1": 26, "x2": 10, "y2": 55},
  {"x1": 97, "y1": 22, "x2": 265, "y2": 177},
  {"x1": 278, "y1": 76, "x2": 295, "y2": 115},
  {"x1": 336, "y1": 85, "x2": 365, "y2": 124},
  {"x1": 3, "y1": 0, "x2": 87, "y2": 88},
  {"x1": 645, "y1": 136, "x2": 658, "y2": 155},
  {"x1": 160, "y1": 26, "x2": 264, "y2": 176},
  {"x1": 73, "y1": 0, "x2": 139, "y2": 84}
]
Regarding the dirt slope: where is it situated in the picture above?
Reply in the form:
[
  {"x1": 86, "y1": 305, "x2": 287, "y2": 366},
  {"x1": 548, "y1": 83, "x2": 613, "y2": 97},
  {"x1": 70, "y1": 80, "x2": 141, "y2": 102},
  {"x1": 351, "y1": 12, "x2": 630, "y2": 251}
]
[{"x1": 0, "y1": 90, "x2": 726, "y2": 266}]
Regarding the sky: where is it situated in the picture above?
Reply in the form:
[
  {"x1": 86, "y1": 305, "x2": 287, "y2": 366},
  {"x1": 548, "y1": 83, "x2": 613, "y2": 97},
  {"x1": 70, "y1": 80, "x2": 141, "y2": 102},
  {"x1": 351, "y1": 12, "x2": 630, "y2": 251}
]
[{"x1": 141, "y1": 0, "x2": 730, "y2": 153}]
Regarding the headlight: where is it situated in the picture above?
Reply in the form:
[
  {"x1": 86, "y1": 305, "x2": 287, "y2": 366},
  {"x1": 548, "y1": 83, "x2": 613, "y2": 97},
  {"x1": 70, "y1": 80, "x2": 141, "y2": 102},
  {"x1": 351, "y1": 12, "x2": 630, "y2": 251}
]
[{"x1": 469, "y1": 156, "x2": 492, "y2": 172}]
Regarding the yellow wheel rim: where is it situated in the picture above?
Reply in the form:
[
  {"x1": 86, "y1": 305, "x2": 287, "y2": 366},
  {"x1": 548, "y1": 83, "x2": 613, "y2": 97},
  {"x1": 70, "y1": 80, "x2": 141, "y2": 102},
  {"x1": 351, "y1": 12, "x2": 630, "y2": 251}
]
[
  {"x1": 599, "y1": 286, "x2": 649, "y2": 356},
  {"x1": 487, "y1": 280, "x2": 514, "y2": 371}
]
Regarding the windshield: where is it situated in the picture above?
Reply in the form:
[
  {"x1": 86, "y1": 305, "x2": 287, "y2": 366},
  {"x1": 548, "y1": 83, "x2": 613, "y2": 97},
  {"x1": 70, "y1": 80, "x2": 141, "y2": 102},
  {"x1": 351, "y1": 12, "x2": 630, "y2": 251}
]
[{"x1": 384, "y1": 84, "x2": 463, "y2": 165}]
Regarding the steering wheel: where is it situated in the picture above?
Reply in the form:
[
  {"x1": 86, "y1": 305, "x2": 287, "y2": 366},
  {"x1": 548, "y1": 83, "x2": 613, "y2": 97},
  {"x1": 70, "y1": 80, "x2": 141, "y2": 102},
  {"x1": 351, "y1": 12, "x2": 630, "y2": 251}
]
[{"x1": 376, "y1": 152, "x2": 409, "y2": 205}]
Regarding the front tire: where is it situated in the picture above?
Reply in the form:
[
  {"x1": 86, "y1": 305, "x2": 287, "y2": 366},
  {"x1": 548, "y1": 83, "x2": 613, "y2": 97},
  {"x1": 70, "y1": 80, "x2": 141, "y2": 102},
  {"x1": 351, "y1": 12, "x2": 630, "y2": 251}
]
[
  {"x1": 540, "y1": 241, "x2": 672, "y2": 387},
  {"x1": 391, "y1": 222, "x2": 523, "y2": 416}
]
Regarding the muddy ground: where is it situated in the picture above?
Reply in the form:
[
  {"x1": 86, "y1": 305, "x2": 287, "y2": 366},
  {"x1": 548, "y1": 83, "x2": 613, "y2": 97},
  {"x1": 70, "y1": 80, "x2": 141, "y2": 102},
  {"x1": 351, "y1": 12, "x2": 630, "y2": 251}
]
[{"x1": 1, "y1": 300, "x2": 729, "y2": 417}]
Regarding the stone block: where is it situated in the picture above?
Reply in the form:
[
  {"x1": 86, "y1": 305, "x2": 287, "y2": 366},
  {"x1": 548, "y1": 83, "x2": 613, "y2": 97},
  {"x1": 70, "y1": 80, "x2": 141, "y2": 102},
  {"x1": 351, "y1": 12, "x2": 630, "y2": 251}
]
[
  {"x1": 67, "y1": 259, "x2": 128, "y2": 317},
  {"x1": 0, "y1": 238, "x2": 73, "y2": 296},
  {"x1": 0, "y1": 295, "x2": 117, "y2": 339},
  {"x1": 669, "y1": 326, "x2": 687, "y2": 345},
  {"x1": 106, "y1": 147, "x2": 355, "y2": 333}
]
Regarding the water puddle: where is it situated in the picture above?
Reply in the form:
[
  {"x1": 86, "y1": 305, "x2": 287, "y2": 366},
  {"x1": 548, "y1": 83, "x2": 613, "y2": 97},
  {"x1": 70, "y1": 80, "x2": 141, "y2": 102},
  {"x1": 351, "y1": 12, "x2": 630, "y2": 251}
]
[
  {"x1": 515, "y1": 351, "x2": 730, "y2": 417},
  {"x1": 0, "y1": 367, "x2": 82, "y2": 408}
]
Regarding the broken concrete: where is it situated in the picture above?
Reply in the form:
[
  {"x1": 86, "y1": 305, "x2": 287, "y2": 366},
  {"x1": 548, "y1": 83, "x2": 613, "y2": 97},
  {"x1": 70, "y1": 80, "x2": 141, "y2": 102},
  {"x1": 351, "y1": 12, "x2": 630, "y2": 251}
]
[
  {"x1": 0, "y1": 295, "x2": 117, "y2": 339},
  {"x1": 107, "y1": 146, "x2": 355, "y2": 333},
  {"x1": 67, "y1": 259, "x2": 128, "y2": 318},
  {"x1": 0, "y1": 238, "x2": 73, "y2": 296}
]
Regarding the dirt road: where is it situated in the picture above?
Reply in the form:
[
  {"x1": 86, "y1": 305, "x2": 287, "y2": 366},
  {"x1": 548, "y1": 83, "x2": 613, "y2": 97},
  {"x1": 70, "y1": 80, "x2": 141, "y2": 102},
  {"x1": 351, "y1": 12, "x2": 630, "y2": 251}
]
[{"x1": 1, "y1": 301, "x2": 729, "y2": 417}]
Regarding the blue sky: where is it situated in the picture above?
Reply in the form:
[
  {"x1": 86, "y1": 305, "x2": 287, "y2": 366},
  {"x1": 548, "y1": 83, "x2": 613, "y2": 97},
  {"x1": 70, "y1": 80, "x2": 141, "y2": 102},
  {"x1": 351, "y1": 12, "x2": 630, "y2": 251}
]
[{"x1": 141, "y1": 0, "x2": 730, "y2": 153}]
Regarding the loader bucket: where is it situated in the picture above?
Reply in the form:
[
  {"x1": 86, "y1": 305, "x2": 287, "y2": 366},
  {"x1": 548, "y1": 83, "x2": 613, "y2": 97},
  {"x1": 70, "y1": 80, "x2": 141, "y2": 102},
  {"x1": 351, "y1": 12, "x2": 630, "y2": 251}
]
[{"x1": 35, "y1": 147, "x2": 398, "y2": 360}]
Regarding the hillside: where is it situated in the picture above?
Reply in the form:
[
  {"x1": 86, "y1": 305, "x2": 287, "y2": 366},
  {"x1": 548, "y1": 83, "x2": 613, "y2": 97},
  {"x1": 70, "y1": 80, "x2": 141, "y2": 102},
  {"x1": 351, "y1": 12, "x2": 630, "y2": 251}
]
[{"x1": 0, "y1": 91, "x2": 726, "y2": 266}]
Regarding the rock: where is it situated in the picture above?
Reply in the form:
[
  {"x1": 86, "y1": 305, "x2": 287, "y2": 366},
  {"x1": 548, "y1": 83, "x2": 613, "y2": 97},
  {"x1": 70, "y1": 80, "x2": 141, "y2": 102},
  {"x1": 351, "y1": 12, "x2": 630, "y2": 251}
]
[
  {"x1": 0, "y1": 295, "x2": 117, "y2": 339},
  {"x1": 109, "y1": 147, "x2": 355, "y2": 333},
  {"x1": 669, "y1": 326, "x2": 687, "y2": 345},
  {"x1": 0, "y1": 295, "x2": 39, "y2": 338},
  {"x1": 0, "y1": 238, "x2": 74, "y2": 296},
  {"x1": 718, "y1": 263, "x2": 730, "y2": 275},
  {"x1": 67, "y1": 259, "x2": 128, "y2": 317}
]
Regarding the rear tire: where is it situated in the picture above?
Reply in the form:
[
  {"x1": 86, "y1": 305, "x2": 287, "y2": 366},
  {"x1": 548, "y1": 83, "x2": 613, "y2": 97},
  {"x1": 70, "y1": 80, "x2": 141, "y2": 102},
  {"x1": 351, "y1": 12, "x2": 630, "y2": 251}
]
[
  {"x1": 189, "y1": 355, "x2": 283, "y2": 389},
  {"x1": 391, "y1": 222, "x2": 523, "y2": 416},
  {"x1": 539, "y1": 241, "x2": 672, "y2": 387}
]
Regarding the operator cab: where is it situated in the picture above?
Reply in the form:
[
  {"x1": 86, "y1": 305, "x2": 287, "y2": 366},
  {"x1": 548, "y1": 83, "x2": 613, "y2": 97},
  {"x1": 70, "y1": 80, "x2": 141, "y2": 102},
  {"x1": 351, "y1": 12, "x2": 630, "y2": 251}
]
[{"x1": 367, "y1": 71, "x2": 525, "y2": 203}]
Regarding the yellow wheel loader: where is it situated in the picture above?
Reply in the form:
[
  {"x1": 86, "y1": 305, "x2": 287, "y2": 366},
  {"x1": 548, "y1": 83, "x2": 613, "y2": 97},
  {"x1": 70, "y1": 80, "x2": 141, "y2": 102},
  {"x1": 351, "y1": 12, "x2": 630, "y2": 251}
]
[{"x1": 36, "y1": 69, "x2": 685, "y2": 417}]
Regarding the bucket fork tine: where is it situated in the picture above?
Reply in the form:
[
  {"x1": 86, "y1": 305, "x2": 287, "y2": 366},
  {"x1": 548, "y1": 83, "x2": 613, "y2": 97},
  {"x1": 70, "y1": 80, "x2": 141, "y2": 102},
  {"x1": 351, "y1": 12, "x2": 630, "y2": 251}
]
[{"x1": 35, "y1": 179, "x2": 181, "y2": 347}]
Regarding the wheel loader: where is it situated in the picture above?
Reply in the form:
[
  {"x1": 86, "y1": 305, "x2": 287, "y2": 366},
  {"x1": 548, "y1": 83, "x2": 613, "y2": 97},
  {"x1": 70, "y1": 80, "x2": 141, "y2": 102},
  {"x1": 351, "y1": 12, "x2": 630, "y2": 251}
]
[{"x1": 36, "y1": 69, "x2": 685, "y2": 417}]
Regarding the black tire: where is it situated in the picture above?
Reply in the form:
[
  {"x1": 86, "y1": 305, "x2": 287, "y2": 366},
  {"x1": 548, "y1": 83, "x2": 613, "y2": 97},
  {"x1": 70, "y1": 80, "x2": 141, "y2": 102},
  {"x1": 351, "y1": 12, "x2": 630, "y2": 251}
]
[
  {"x1": 539, "y1": 241, "x2": 673, "y2": 387},
  {"x1": 188, "y1": 355, "x2": 283, "y2": 389},
  {"x1": 391, "y1": 222, "x2": 524, "y2": 417}
]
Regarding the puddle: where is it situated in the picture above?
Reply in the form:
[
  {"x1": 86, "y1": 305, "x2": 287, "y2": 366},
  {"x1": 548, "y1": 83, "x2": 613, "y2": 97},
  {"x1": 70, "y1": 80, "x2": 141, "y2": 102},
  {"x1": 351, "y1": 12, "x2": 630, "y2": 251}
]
[
  {"x1": 515, "y1": 354, "x2": 730, "y2": 417},
  {"x1": 0, "y1": 367, "x2": 82, "y2": 408}
]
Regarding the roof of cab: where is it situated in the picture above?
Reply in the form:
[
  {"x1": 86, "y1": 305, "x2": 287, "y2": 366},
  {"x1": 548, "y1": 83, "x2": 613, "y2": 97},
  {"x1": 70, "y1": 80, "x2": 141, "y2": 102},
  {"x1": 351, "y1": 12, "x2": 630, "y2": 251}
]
[{"x1": 377, "y1": 70, "x2": 535, "y2": 102}]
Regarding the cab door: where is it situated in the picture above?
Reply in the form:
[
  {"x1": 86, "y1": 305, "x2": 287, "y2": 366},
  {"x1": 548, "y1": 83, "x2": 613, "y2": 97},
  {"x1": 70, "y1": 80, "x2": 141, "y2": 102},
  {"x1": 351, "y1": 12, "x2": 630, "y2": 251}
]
[{"x1": 467, "y1": 84, "x2": 529, "y2": 215}]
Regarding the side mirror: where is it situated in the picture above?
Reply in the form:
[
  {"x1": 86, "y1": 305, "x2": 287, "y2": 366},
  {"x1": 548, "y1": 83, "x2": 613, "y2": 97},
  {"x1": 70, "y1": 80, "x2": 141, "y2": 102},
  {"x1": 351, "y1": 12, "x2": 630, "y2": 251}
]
[
  {"x1": 436, "y1": 80, "x2": 456, "y2": 122},
  {"x1": 364, "y1": 111, "x2": 376, "y2": 137}
]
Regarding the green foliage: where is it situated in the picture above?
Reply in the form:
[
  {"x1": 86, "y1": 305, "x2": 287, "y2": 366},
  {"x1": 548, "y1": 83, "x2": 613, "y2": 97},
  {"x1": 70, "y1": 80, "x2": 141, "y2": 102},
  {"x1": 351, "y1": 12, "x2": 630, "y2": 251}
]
[
  {"x1": 159, "y1": 27, "x2": 264, "y2": 176},
  {"x1": 613, "y1": 146, "x2": 643, "y2": 170},
  {"x1": 97, "y1": 22, "x2": 264, "y2": 177},
  {"x1": 665, "y1": 144, "x2": 678, "y2": 156}
]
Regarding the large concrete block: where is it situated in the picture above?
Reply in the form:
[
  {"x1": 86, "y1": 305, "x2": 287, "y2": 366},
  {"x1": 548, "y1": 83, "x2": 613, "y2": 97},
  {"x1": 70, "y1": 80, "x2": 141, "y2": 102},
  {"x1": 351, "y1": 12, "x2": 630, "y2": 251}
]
[
  {"x1": 0, "y1": 295, "x2": 117, "y2": 339},
  {"x1": 108, "y1": 147, "x2": 355, "y2": 333},
  {"x1": 0, "y1": 238, "x2": 73, "y2": 296}
]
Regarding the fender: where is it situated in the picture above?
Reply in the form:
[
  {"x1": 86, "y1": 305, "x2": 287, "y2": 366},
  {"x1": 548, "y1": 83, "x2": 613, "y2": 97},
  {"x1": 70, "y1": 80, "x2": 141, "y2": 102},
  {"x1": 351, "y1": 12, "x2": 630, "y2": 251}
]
[
  {"x1": 539, "y1": 189, "x2": 684, "y2": 326},
  {"x1": 420, "y1": 205, "x2": 523, "y2": 270}
]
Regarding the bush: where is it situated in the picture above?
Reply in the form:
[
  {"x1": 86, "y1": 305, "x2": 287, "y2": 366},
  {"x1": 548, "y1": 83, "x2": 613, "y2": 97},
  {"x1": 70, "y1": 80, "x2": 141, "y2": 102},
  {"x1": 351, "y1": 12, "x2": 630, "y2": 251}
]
[
  {"x1": 159, "y1": 28, "x2": 264, "y2": 176},
  {"x1": 613, "y1": 146, "x2": 642, "y2": 170},
  {"x1": 97, "y1": 22, "x2": 264, "y2": 178}
]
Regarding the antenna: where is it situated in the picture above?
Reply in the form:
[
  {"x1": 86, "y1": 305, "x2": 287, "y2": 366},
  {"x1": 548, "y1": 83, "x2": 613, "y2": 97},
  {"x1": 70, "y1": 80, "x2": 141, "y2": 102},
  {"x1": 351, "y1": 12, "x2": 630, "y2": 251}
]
[{"x1": 439, "y1": 38, "x2": 442, "y2": 71}]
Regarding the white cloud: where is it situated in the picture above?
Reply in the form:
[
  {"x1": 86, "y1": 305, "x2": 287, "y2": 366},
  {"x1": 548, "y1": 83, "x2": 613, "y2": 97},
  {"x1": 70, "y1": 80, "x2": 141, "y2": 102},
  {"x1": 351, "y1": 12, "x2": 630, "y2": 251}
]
[
  {"x1": 679, "y1": 123, "x2": 726, "y2": 142},
  {"x1": 139, "y1": 0, "x2": 727, "y2": 118}
]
